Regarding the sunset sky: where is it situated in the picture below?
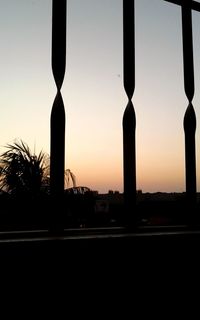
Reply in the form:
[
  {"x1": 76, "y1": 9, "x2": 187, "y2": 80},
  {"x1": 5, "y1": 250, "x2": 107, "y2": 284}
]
[{"x1": 0, "y1": 0, "x2": 200, "y2": 193}]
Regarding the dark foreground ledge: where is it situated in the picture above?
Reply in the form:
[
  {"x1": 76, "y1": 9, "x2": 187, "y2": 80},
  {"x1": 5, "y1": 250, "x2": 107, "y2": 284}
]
[
  {"x1": 1, "y1": 225, "x2": 200, "y2": 296},
  {"x1": 1, "y1": 225, "x2": 200, "y2": 261}
]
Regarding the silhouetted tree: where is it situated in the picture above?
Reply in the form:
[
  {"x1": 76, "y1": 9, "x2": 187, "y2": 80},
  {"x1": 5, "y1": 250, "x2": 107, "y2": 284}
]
[
  {"x1": 65, "y1": 169, "x2": 76, "y2": 188},
  {"x1": 0, "y1": 140, "x2": 49, "y2": 198}
]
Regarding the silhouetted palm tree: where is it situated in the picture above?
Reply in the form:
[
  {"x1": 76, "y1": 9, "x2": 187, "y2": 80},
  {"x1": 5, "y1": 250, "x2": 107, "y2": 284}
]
[
  {"x1": 0, "y1": 140, "x2": 49, "y2": 197},
  {"x1": 65, "y1": 169, "x2": 76, "y2": 188}
]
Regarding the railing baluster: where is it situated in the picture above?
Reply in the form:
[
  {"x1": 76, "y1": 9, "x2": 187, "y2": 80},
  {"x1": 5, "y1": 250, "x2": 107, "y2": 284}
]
[
  {"x1": 164, "y1": 0, "x2": 198, "y2": 212},
  {"x1": 181, "y1": 1, "x2": 197, "y2": 207},
  {"x1": 123, "y1": 0, "x2": 136, "y2": 225},
  {"x1": 50, "y1": 0, "x2": 66, "y2": 197},
  {"x1": 50, "y1": 0, "x2": 66, "y2": 230}
]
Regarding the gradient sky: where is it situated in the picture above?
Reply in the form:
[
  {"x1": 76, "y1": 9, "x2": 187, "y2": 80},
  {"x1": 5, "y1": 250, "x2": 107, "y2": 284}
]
[{"x1": 0, "y1": 0, "x2": 200, "y2": 193}]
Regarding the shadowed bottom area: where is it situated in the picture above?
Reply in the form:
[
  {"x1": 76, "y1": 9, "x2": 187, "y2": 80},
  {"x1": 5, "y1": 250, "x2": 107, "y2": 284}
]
[
  {"x1": 1, "y1": 226, "x2": 200, "y2": 267},
  {"x1": 1, "y1": 226, "x2": 199, "y2": 313}
]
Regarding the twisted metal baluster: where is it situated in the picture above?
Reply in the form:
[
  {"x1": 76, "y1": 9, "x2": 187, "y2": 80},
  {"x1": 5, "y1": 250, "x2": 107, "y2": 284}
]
[
  {"x1": 182, "y1": 1, "x2": 197, "y2": 207},
  {"x1": 50, "y1": 0, "x2": 66, "y2": 198},
  {"x1": 123, "y1": 0, "x2": 136, "y2": 225}
]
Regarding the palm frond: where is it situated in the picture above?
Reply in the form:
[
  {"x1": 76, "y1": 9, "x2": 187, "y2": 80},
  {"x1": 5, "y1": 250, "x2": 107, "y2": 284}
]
[
  {"x1": 65, "y1": 169, "x2": 76, "y2": 188},
  {"x1": 0, "y1": 139, "x2": 50, "y2": 196}
]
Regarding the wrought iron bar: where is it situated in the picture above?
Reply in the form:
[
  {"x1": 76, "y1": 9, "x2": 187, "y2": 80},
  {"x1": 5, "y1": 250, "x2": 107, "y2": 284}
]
[
  {"x1": 123, "y1": 0, "x2": 136, "y2": 225},
  {"x1": 164, "y1": 0, "x2": 197, "y2": 208},
  {"x1": 50, "y1": 0, "x2": 66, "y2": 231},
  {"x1": 50, "y1": 0, "x2": 66, "y2": 198},
  {"x1": 181, "y1": 3, "x2": 196, "y2": 206}
]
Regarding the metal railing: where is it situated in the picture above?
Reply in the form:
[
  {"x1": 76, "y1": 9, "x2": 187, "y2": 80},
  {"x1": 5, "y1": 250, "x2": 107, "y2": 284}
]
[{"x1": 50, "y1": 0, "x2": 199, "y2": 227}]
